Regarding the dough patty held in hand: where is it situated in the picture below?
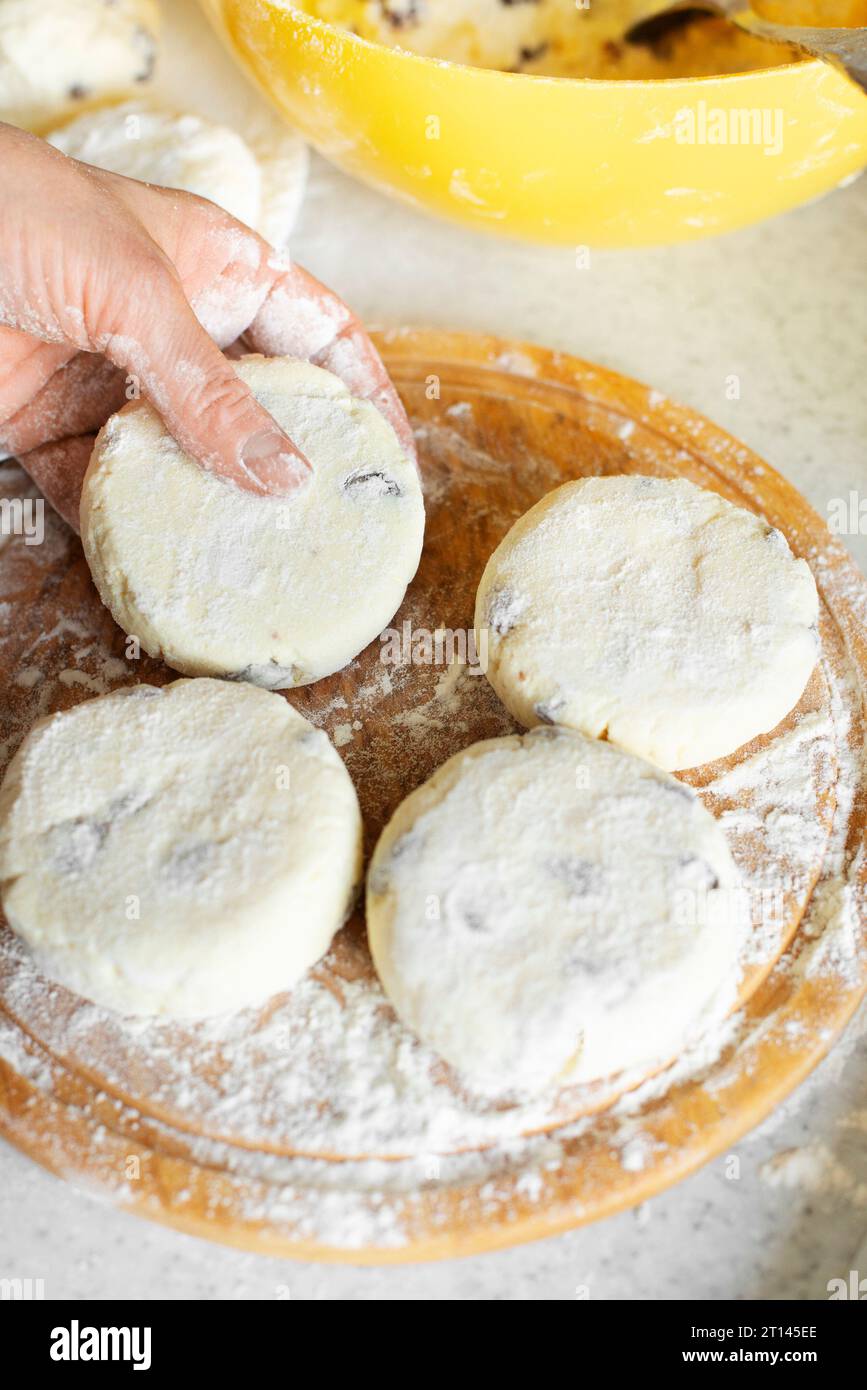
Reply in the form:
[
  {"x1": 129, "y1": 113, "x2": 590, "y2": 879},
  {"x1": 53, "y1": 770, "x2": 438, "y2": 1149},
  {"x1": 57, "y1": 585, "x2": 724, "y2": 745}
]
[
  {"x1": 367, "y1": 728, "x2": 747, "y2": 1097},
  {"x1": 81, "y1": 356, "x2": 425, "y2": 687},
  {"x1": 48, "y1": 100, "x2": 308, "y2": 250},
  {"x1": 0, "y1": 679, "x2": 362, "y2": 1018},
  {"x1": 475, "y1": 475, "x2": 819, "y2": 771}
]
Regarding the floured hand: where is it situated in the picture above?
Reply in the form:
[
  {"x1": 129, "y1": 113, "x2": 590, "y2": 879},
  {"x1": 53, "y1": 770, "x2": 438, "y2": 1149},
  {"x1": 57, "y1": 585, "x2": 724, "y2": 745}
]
[{"x1": 0, "y1": 123, "x2": 413, "y2": 531}]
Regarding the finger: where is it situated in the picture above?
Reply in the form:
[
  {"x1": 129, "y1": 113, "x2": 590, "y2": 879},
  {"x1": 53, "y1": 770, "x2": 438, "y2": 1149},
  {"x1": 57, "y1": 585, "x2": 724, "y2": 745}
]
[
  {"x1": 16, "y1": 434, "x2": 95, "y2": 534},
  {"x1": 0, "y1": 328, "x2": 76, "y2": 440},
  {"x1": 117, "y1": 178, "x2": 275, "y2": 350},
  {"x1": 244, "y1": 262, "x2": 417, "y2": 465},
  {"x1": 101, "y1": 184, "x2": 411, "y2": 475},
  {"x1": 0, "y1": 352, "x2": 127, "y2": 457},
  {"x1": 97, "y1": 260, "x2": 311, "y2": 496},
  {"x1": 315, "y1": 323, "x2": 417, "y2": 464}
]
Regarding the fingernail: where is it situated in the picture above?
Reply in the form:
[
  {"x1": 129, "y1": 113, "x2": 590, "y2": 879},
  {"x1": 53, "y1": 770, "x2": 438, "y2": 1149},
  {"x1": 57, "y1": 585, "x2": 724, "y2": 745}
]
[{"x1": 239, "y1": 428, "x2": 311, "y2": 495}]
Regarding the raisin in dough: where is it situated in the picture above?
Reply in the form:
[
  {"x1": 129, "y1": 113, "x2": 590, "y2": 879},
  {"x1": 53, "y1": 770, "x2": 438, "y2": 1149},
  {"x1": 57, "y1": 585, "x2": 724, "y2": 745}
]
[
  {"x1": 0, "y1": 679, "x2": 362, "y2": 1017},
  {"x1": 0, "y1": 0, "x2": 159, "y2": 131},
  {"x1": 81, "y1": 356, "x2": 425, "y2": 688},
  {"x1": 48, "y1": 100, "x2": 308, "y2": 249},
  {"x1": 367, "y1": 728, "x2": 746, "y2": 1096},
  {"x1": 475, "y1": 475, "x2": 819, "y2": 771}
]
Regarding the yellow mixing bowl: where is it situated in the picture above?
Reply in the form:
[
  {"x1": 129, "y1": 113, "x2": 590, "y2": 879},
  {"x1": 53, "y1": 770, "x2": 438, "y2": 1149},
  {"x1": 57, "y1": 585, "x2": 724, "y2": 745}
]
[{"x1": 200, "y1": 0, "x2": 867, "y2": 246}]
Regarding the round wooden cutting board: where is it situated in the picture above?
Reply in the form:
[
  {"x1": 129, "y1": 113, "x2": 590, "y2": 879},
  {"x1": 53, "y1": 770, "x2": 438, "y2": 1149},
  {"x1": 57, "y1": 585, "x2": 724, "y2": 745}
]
[{"x1": 0, "y1": 329, "x2": 864, "y2": 1262}]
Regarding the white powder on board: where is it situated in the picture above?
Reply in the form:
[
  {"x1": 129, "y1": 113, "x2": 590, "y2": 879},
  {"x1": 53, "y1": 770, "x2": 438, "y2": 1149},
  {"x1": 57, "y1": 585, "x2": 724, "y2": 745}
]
[{"x1": 0, "y1": 395, "x2": 863, "y2": 1250}]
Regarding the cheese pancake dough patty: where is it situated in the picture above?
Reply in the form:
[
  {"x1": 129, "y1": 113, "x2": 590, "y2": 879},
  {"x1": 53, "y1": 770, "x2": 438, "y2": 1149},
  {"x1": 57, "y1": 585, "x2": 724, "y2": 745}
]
[
  {"x1": 0, "y1": 679, "x2": 362, "y2": 1017},
  {"x1": 48, "y1": 100, "x2": 308, "y2": 250},
  {"x1": 367, "y1": 728, "x2": 747, "y2": 1097},
  {"x1": 475, "y1": 475, "x2": 819, "y2": 771},
  {"x1": 81, "y1": 356, "x2": 425, "y2": 688}
]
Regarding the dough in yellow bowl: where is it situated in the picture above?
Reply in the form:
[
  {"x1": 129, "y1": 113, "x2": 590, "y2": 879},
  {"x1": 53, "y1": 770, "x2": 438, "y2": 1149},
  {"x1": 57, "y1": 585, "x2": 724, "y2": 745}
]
[
  {"x1": 299, "y1": 1, "x2": 796, "y2": 79},
  {"x1": 200, "y1": 0, "x2": 867, "y2": 244}
]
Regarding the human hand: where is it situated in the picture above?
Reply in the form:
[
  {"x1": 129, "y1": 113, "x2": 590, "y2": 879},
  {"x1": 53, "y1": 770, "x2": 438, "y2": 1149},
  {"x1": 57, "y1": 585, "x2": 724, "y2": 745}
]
[{"x1": 0, "y1": 123, "x2": 414, "y2": 530}]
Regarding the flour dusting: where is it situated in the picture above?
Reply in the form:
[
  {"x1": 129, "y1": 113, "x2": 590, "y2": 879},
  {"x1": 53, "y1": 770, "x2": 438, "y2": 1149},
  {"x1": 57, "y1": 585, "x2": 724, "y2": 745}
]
[{"x1": 0, "y1": 383, "x2": 864, "y2": 1252}]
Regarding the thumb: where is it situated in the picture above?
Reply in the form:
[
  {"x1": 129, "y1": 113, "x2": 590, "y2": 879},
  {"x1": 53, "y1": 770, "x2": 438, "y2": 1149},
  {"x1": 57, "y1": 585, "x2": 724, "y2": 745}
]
[{"x1": 99, "y1": 264, "x2": 310, "y2": 495}]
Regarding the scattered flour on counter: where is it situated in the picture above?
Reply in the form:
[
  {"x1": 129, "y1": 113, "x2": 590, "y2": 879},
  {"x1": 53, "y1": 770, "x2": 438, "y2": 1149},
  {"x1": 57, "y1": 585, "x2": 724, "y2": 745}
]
[
  {"x1": 760, "y1": 1144, "x2": 856, "y2": 1198},
  {"x1": 841, "y1": 1110, "x2": 867, "y2": 1133}
]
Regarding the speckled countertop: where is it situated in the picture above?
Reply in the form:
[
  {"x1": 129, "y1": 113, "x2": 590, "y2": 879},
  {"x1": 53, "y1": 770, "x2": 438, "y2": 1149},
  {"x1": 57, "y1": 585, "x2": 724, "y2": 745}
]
[{"x1": 1, "y1": 0, "x2": 866, "y2": 1300}]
